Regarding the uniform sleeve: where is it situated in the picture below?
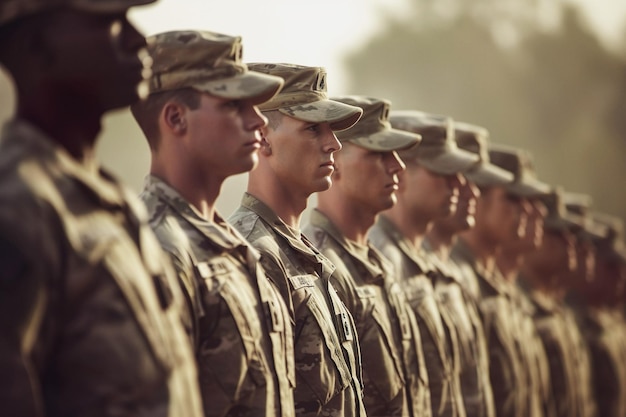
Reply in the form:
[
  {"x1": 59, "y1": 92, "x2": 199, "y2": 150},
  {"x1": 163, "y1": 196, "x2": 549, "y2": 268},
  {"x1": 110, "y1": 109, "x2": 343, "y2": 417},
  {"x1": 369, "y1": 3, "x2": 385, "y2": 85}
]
[{"x1": 0, "y1": 232, "x2": 47, "y2": 417}]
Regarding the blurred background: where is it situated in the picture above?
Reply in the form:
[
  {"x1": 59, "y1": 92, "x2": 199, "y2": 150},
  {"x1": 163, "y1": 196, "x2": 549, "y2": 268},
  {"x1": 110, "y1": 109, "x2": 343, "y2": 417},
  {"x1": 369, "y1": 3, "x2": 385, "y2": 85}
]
[{"x1": 1, "y1": 0, "x2": 624, "y2": 222}]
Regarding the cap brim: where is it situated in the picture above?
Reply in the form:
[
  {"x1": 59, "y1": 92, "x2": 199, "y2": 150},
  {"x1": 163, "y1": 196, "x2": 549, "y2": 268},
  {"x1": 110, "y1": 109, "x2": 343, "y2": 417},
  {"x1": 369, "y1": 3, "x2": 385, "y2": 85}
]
[
  {"x1": 417, "y1": 148, "x2": 480, "y2": 175},
  {"x1": 465, "y1": 162, "x2": 513, "y2": 187},
  {"x1": 545, "y1": 212, "x2": 585, "y2": 232},
  {"x1": 74, "y1": 0, "x2": 157, "y2": 12},
  {"x1": 506, "y1": 177, "x2": 551, "y2": 197},
  {"x1": 195, "y1": 71, "x2": 284, "y2": 106},
  {"x1": 349, "y1": 128, "x2": 421, "y2": 152},
  {"x1": 278, "y1": 99, "x2": 363, "y2": 131}
]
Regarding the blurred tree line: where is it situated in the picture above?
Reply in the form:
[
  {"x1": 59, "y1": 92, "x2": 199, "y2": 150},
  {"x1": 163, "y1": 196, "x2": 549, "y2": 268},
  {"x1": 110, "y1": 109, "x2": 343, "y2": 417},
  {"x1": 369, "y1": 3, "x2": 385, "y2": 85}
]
[{"x1": 344, "y1": 0, "x2": 626, "y2": 224}]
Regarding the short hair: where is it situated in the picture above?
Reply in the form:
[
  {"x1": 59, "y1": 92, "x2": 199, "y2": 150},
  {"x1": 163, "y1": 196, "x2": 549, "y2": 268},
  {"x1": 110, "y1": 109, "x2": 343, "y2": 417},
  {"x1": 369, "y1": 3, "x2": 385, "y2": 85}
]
[
  {"x1": 130, "y1": 88, "x2": 202, "y2": 151},
  {"x1": 263, "y1": 110, "x2": 283, "y2": 130}
]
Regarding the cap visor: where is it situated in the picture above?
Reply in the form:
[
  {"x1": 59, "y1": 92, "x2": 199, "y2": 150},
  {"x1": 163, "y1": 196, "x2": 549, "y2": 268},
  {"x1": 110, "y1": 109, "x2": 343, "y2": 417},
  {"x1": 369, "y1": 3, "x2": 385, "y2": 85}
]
[
  {"x1": 465, "y1": 163, "x2": 513, "y2": 187},
  {"x1": 418, "y1": 148, "x2": 480, "y2": 175},
  {"x1": 74, "y1": 0, "x2": 157, "y2": 12},
  {"x1": 506, "y1": 177, "x2": 551, "y2": 197},
  {"x1": 279, "y1": 99, "x2": 362, "y2": 131},
  {"x1": 197, "y1": 72, "x2": 284, "y2": 106},
  {"x1": 349, "y1": 128, "x2": 421, "y2": 152}
]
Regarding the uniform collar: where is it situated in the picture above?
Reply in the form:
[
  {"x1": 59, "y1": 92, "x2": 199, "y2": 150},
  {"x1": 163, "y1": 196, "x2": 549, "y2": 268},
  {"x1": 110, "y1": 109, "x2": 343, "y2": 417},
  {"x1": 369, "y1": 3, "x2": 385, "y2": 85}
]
[
  {"x1": 310, "y1": 209, "x2": 389, "y2": 285},
  {"x1": 143, "y1": 175, "x2": 247, "y2": 252},
  {"x1": 240, "y1": 193, "x2": 335, "y2": 274},
  {"x1": 3, "y1": 119, "x2": 129, "y2": 210},
  {"x1": 374, "y1": 215, "x2": 433, "y2": 274}
]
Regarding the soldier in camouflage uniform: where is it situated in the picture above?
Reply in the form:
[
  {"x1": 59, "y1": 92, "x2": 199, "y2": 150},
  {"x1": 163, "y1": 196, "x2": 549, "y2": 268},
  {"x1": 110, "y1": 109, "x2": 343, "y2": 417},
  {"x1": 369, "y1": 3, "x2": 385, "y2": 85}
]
[
  {"x1": 0, "y1": 2, "x2": 204, "y2": 416},
  {"x1": 130, "y1": 31, "x2": 296, "y2": 417},
  {"x1": 450, "y1": 128, "x2": 531, "y2": 417},
  {"x1": 488, "y1": 145, "x2": 557, "y2": 417},
  {"x1": 303, "y1": 96, "x2": 431, "y2": 417},
  {"x1": 519, "y1": 189, "x2": 597, "y2": 417},
  {"x1": 423, "y1": 122, "x2": 515, "y2": 417},
  {"x1": 569, "y1": 211, "x2": 626, "y2": 417},
  {"x1": 370, "y1": 110, "x2": 479, "y2": 417},
  {"x1": 228, "y1": 63, "x2": 367, "y2": 417}
]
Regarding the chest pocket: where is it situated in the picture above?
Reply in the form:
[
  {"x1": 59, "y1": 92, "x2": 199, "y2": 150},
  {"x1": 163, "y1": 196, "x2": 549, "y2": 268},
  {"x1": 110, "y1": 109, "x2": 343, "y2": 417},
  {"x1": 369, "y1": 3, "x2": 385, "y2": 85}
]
[
  {"x1": 195, "y1": 258, "x2": 268, "y2": 388},
  {"x1": 290, "y1": 274, "x2": 352, "y2": 405},
  {"x1": 357, "y1": 285, "x2": 406, "y2": 402}
]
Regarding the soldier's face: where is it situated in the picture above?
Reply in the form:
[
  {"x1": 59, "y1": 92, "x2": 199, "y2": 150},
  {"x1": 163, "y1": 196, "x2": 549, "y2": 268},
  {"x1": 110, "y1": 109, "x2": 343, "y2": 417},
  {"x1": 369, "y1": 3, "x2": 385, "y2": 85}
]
[
  {"x1": 333, "y1": 143, "x2": 405, "y2": 214},
  {"x1": 477, "y1": 187, "x2": 528, "y2": 245},
  {"x1": 262, "y1": 116, "x2": 341, "y2": 196},
  {"x1": 398, "y1": 163, "x2": 459, "y2": 221},
  {"x1": 184, "y1": 94, "x2": 267, "y2": 179},
  {"x1": 41, "y1": 9, "x2": 149, "y2": 111}
]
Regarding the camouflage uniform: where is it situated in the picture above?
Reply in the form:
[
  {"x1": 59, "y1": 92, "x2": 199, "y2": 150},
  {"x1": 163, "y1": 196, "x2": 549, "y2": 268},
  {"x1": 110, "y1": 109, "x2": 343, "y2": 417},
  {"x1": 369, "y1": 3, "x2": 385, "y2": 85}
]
[
  {"x1": 526, "y1": 290, "x2": 584, "y2": 417},
  {"x1": 0, "y1": 120, "x2": 203, "y2": 416},
  {"x1": 510, "y1": 285, "x2": 557, "y2": 417},
  {"x1": 230, "y1": 193, "x2": 366, "y2": 417},
  {"x1": 451, "y1": 239, "x2": 526, "y2": 417},
  {"x1": 140, "y1": 176, "x2": 295, "y2": 417},
  {"x1": 578, "y1": 308, "x2": 626, "y2": 417},
  {"x1": 371, "y1": 215, "x2": 465, "y2": 417},
  {"x1": 305, "y1": 209, "x2": 429, "y2": 417},
  {"x1": 423, "y1": 242, "x2": 496, "y2": 417}
]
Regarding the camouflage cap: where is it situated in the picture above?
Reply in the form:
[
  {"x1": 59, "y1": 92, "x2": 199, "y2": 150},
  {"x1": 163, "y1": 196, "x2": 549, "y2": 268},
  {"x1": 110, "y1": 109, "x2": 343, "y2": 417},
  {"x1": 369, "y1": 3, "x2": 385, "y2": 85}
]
[
  {"x1": 488, "y1": 144, "x2": 551, "y2": 197},
  {"x1": 248, "y1": 63, "x2": 362, "y2": 131},
  {"x1": 331, "y1": 96, "x2": 421, "y2": 151},
  {"x1": 454, "y1": 122, "x2": 513, "y2": 187},
  {"x1": 390, "y1": 110, "x2": 479, "y2": 175},
  {"x1": 590, "y1": 212, "x2": 626, "y2": 263},
  {"x1": 563, "y1": 192, "x2": 607, "y2": 241},
  {"x1": 146, "y1": 31, "x2": 284, "y2": 105},
  {"x1": 537, "y1": 187, "x2": 585, "y2": 232},
  {"x1": 0, "y1": 0, "x2": 155, "y2": 27}
]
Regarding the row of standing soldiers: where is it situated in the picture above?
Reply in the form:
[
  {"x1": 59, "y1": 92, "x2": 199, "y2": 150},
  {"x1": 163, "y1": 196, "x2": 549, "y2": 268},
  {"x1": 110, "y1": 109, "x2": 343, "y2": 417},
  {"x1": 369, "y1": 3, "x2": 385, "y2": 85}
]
[{"x1": 0, "y1": 2, "x2": 625, "y2": 417}]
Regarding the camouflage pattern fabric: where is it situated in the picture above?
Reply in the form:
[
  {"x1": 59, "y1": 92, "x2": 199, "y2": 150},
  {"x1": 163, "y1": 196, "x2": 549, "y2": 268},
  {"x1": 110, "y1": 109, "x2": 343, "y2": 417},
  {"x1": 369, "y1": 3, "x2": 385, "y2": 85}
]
[
  {"x1": 0, "y1": 119, "x2": 203, "y2": 417},
  {"x1": 527, "y1": 291, "x2": 582, "y2": 417},
  {"x1": 579, "y1": 307, "x2": 626, "y2": 417},
  {"x1": 248, "y1": 63, "x2": 362, "y2": 131},
  {"x1": 229, "y1": 193, "x2": 366, "y2": 417},
  {"x1": 423, "y1": 241, "x2": 496, "y2": 417},
  {"x1": 370, "y1": 215, "x2": 466, "y2": 417},
  {"x1": 560, "y1": 307, "x2": 597, "y2": 417},
  {"x1": 509, "y1": 283, "x2": 557, "y2": 417},
  {"x1": 304, "y1": 209, "x2": 415, "y2": 417},
  {"x1": 146, "y1": 31, "x2": 283, "y2": 103},
  {"x1": 140, "y1": 176, "x2": 295, "y2": 417},
  {"x1": 451, "y1": 239, "x2": 526, "y2": 417}
]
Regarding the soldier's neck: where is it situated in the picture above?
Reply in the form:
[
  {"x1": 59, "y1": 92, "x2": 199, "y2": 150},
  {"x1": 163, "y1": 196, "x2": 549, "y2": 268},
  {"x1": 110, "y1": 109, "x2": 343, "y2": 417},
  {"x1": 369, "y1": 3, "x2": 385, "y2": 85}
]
[
  {"x1": 247, "y1": 171, "x2": 306, "y2": 230},
  {"x1": 382, "y1": 204, "x2": 431, "y2": 249},
  {"x1": 316, "y1": 196, "x2": 375, "y2": 246},
  {"x1": 18, "y1": 100, "x2": 101, "y2": 167}
]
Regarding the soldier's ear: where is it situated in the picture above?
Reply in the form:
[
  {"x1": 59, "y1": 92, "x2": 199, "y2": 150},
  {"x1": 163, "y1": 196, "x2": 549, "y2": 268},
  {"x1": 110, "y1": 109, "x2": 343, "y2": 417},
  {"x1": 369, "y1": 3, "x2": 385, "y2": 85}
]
[{"x1": 162, "y1": 102, "x2": 187, "y2": 136}]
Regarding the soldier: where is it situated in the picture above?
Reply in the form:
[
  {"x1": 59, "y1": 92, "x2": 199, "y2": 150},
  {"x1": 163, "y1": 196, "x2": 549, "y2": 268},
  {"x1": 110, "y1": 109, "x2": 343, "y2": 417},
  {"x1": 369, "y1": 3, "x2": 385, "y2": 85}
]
[
  {"x1": 450, "y1": 129, "x2": 531, "y2": 417},
  {"x1": 423, "y1": 122, "x2": 515, "y2": 417},
  {"x1": 130, "y1": 31, "x2": 296, "y2": 417},
  {"x1": 569, "y1": 211, "x2": 626, "y2": 417},
  {"x1": 228, "y1": 63, "x2": 366, "y2": 417},
  {"x1": 369, "y1": 110, "x2": 478, "y2": 417},
  {"x1": 0, "y1": 2, "x2": 203, "y2": 416},
  {"x1": 303, "y1": 96, "x2": 430, "y2": 417},
  {"x1": 519, "y1": 189, "x2": 596, "y2": 417},
  {"x1": 488, "y1": 145, "x2": 557, "y2": 417}
]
